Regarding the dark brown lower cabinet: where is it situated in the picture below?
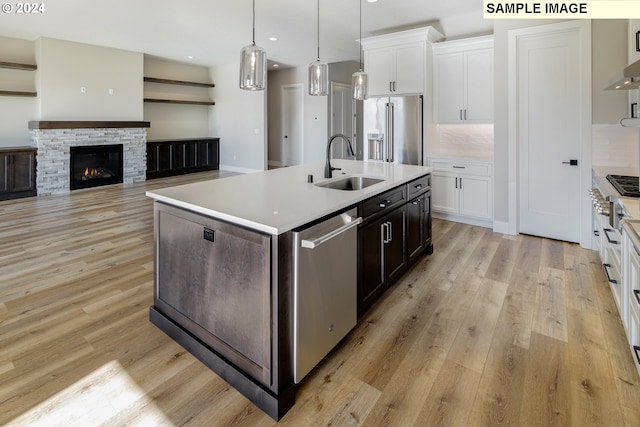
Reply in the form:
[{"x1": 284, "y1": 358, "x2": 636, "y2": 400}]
[
  {"x1": 149, "y1": 202, "x2": 294, "y2": 420},
  {"x1": 358, "y1": 175, "x2": 432, "y2": 317},
  {"x1": 407, "y1": 189, "x2": 433, "y2": 264},
  {"x1": 0, "y1": 147, "x2": 37, "y2": 201},
  {"x1": 147, "y1": 137, "x2": 219, "y2": 179}
]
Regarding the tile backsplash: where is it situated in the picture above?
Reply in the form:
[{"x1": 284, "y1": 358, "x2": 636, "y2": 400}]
[
  {"x1": 428, "y1": 124, "x2": 494, "y2": 159},
  {"x1": 592, "y1": 124, "x2": 639, "y2": 168}
]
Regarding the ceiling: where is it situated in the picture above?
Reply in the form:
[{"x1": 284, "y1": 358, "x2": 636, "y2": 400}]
[{"x1": 0, "y1": 0, "x2": 492, "y2": 68}]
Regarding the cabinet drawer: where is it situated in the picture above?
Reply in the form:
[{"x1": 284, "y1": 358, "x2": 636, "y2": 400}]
[
  {"x1": 431, "y1": 161, "x2": 491, "y2": 176},
  {"x1": 358, "y1": 186, "x2": 406, "y2": 221},
  {"x1": 407, "y1": 174, "x2": 431, "y2": 198}
]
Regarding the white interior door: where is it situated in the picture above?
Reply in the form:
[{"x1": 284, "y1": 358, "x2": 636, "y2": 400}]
[
  {"x1": 330, "y1": 82, "x2": 353, "y2": 159},
  {"x1": 516, "y1": 25, "x2": 586, "y2": 243},
  {"x1": 282, "y1": 84, "x2": 303, "y2": 167}
]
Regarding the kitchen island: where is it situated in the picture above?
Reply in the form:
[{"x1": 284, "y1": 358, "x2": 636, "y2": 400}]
[{"x1": 146, "y1": 159, "x2": 434, "y2": 420}]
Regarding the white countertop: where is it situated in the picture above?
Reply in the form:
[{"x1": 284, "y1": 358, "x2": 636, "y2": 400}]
[{"x1": 146, "y1": 160, "x2": 433, "y2": 235}]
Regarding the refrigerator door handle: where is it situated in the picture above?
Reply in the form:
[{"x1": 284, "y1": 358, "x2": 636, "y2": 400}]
[{"x1": 388, "y1": 102, "x2": 395, "y2": 163}]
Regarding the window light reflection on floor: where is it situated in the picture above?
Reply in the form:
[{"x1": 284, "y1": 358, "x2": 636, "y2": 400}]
[{"x1": 8, "y1": 360, "x2": 173, "y2": 426}]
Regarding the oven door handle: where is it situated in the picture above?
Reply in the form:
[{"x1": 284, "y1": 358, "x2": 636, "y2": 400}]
[{"x1": 603, "y1": 228, "x2": 619, "y2": 245}]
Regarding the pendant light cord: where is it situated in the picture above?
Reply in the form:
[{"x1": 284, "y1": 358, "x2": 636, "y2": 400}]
[
  {"x1": 252, "y1": 0, "x2": 256, "y2": 45},
  {"x1": 317, "y1": 0, "x2": 320, "y2": 60},
  {"x1": 359, "y1": 0, "x2": 363, "y2": 71}
]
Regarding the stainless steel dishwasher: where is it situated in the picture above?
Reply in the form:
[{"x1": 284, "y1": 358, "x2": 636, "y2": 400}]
[{"x1": 293, "y1": 208, "x2": 361, "y2": 383}]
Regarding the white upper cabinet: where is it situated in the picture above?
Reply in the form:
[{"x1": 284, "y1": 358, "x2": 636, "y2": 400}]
[
  {"x1": 433, "y1": 35, "x2": 494, "y2": 124},
  {"x1": 362, "y1": 27, "x2": 444, "y2": 97}
]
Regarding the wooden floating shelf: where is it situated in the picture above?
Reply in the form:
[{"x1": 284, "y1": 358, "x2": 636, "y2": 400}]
[
  {"x1": 0, "y1": 61, "x2": 37, "y2": 71},
  {"x1": 29, "y1": 121, "x2": 151, "y2": 130},
  {"x1": 144, "y1": 77, "x2": 215, "y2": 88},
  {"x1": 144, "y1": 98, "x2": 215, "y2": 106},
  {"x1": 0, "y1": 90, "x2": 37, "y2": 97}
]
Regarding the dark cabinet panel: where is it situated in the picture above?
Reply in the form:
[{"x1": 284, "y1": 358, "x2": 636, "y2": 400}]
[
  {"x1": 155, "y1": 205, "x2": 272, "y2": 386},
  {"x1": 358, "y1": 216, "x2": 386, "y2": 314},
  {"x1": 0, "y1": 148, "x2": 37, "y2": 200},
  {"x1": 147, "y1": 138, "x2": 219, "y2": 179},
  {"x1": 357, "y1": 174, "x2": 432, "y2": 317}
]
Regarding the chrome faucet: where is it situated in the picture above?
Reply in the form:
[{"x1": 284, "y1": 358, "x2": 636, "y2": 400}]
[{"x1": 324, "y1": 133, "x2": 355, "y2": 178}]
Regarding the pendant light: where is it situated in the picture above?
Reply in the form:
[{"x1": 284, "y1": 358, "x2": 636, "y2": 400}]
[
  {"x1": 308, "y1": 0, "x2": 328, "y2": 96},
  {"x1": 352, "y1": 0, "x2": 368, "y2": 100},
  {"x1": 239, "y1": 0, "x2": 267, "y2": 91}
]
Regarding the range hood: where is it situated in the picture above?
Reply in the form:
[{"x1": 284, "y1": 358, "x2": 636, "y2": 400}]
[{"x1": 604, "y1": 59, "x2": 640, "y2": 90}]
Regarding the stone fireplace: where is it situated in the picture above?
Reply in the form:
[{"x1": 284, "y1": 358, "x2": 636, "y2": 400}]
[{"x1": 29, "y1": 121, "x2": 150, "y2": 195}]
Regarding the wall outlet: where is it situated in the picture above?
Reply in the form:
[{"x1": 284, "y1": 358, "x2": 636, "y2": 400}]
[
  {"x1": 233, "y1": 155, "x2": 237, "y2": 161},
  {"x1": 80, "y1": 86, "x2": 86, "y2": 93},
  {"x1": 108, "y1": 88, "x2": 114, "y2": 95}
]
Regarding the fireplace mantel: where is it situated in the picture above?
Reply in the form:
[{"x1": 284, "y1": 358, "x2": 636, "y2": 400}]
[{"x1": 29, "y1": 121, "x2": 151, "y2": 130}]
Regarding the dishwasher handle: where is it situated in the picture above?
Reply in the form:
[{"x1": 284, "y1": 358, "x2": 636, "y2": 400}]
[{"x1": 301, "y1": 216, "x2": 362, "y2": 249}]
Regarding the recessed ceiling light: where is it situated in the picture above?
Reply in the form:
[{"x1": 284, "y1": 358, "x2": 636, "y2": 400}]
[
  {"x1": 269, "y1": 37, "x2": 278, "y2": 41},
  {"x1": 367, "y1": 0, "x2": 378, "y2": 2},
  {"x1": 273, "y1": 64, "x2": 279, "y2": 67},
  {"x1": 187, "y1": 55, "x2": 194, "y2": 59}
]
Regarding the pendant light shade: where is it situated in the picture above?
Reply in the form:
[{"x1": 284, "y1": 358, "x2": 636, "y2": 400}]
[
  {"x1": 352, "y1": 0, "x2": 368, "y2": 100},
  {"x1": 352, "y1": 70, "x2": 368, "y2": 100},
  {"x1": 240, "y1": 0, "x2": 266, "y2": 91},
  {"x1": 309, "y1": 0, "x2": 328, "y2": 96}
]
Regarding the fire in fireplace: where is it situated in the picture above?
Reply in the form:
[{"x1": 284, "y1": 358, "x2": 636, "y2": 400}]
[{"x1": 70, "y1": 144, "x2": 123, "y2": 190}]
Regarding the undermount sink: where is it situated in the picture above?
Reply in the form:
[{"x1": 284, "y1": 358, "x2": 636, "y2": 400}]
[{"x1": 316, "y1": 176, "x2": 385, "y2": 191}]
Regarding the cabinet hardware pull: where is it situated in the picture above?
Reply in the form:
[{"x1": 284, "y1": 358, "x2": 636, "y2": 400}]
[
  {"x1": 464, "y1": 109, "x2": 467, "y2": 121},
  {"x1": 594, "y1": 230, "x2": 600, "y2": 236},
  {"x1": 603, "y1": 263, "x2": 618, "y2": 284},
  {"x1": 603, "y1": 228, "x2": 619, "y2": 245},
  {"x1": 412, "y1": 199, "x2": 421, "y2": 205},
  {"x1": 414, "y1": 184, "x2": 423, "y2": 189},
  {"x1": 452, "y1": 165, "x2": 466, "y2": 169},
  {"x1": 389, "y1": 81, "x2": 393, "y2": 92},
  {"x1": 459, "y1": 177, "x2": 462, "y2": 189},
  {"x1": 634, "y1": 346, "x2": 640, "y2": 366},
  {"x1": 203, "y1": 227, "x2": 215, "y2": 242},
  {"x1": 634, "y1": 289, "x2": 640, "y2": 305},
  {"x1": 455, "y1": 177, "x2": 458, "y2": 189},
  {"x1": 459, "y1": 109, "x2": 463, "y2": 120},
  {"x1": 393, "y1": 81, "x2": 396, "y2": 92},
  {"x1": 388, "y1": 221, "x2": 392, "y2": 242},
  {"x1": 379, "y1": 200, "x2": 392, "y2": 209}
]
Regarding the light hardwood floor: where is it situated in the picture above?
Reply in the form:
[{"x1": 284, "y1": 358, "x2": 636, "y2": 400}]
[{"x1": 1, "y1": 172, "x2": 639, "y2": 426}]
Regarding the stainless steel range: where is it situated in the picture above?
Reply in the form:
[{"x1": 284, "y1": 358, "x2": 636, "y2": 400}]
[{"x1": 606, "y1": 174, "x2": 640, "y2": 198}]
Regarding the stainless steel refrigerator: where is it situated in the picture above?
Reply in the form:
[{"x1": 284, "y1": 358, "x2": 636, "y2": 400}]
[{"x1": 362, "y1": 95, "x2": 423, "y2": 165}]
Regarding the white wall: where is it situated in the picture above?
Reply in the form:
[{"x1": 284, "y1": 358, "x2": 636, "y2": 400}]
[
  {"x1": 267, "y1": 61, "x2": 358, "y2": 167},
  {"x1": 143, "y1": 56, "x2": 212, "y2": 140},
  {"x1": 0, "y1": 36, "x2": 37, "y2": 147},
  {"x1": 267, "y1": 66, "x2": 328, "y2": 166},
  {"x1": 35, "y1": 37, "x2": 143, "y2": 121},
  {"x1": 209, "y1": 62, "x2": 266, "y2": 173}
]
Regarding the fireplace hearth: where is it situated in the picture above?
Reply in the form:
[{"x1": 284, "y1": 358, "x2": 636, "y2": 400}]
[{"x1": 70, "y1": 144, "x2": 123, "y2": 190}]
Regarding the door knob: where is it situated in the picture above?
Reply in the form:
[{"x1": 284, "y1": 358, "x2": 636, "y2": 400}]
[{"x1": 562, "y1": 159, "x2": 578, "y2": 166}]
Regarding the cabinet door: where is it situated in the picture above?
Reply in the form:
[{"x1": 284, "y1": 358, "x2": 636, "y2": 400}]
[
  {"x1": 423, "y1": 192, "x2": 432, "y2": 250},
  {"x1": 358, "y1": 217, "x2": 386, "y2": 315},
  {"x1": 384, "y1": 205, "x2": 407, "y2": 284},
  {"x1": 11, "y1": 151, "x2": 35, "y2": 192},
  {"x1": 394, "y1": 42, "x2": 424, "y2": 95},
  {"x1": 465, "y1": 48, "x2": 493, "y2": 123},
  {"x1": 432, "y1": 171, "x2": 459, "y2": 214},
  {"x1": 434, "y1": 52, "x2": 464, "y2": 123},
  {"x1": 176, "y1": 141, "x2": 197, "y2": 170},
  {"x1": 406, "y1": 195, "x2": 425, "y2": 264},
  {"x1": 155, "y1": 208, "x2": 272, "y2": 385},
  {"x1": 148, "y1": 142, "x2": 174, "y2": 176},
  {"x1": 0, "y1": 154, "x2": 10, "y2": 193},
  {"x1": 365, "y1": 47, "x2": 394, "y2": 96},
  {"x1": 459, "y1": 175, "x2": 492, "y2": 219}
]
